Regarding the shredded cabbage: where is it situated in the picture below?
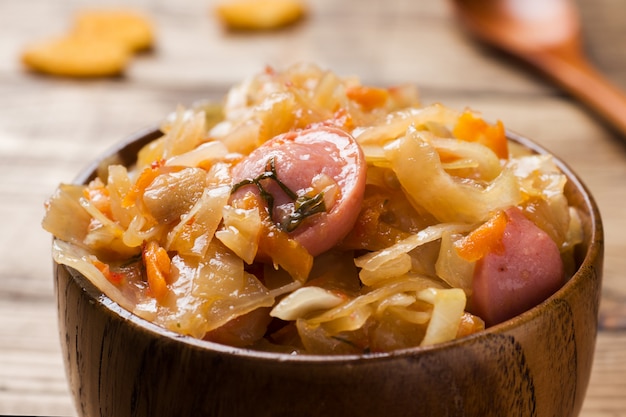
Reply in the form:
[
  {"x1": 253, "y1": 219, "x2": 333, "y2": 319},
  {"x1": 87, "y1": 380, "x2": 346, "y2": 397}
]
[{"x1": 42, "y1": 63, "x2": 582, "y2": 354}]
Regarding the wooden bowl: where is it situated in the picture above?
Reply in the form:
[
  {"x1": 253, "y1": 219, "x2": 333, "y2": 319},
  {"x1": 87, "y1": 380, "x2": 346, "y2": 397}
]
[{"x1": 54, "y1": 127, "x2": 603, "y2": 417}]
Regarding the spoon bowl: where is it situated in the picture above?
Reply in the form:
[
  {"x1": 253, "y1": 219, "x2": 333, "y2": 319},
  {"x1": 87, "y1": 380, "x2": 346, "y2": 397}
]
[
  {"x1": 450, "y1": 0, "x2": 626, "y2": 137},
  {"x1": 452, "y1": 0, "x2": 580, "y2": 52}
]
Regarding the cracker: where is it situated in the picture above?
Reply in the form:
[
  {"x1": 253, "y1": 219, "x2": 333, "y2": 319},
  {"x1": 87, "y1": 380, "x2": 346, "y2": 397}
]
[
  {"x1": 216, "y1": 0, "x2": 305, "y2": 30},
  {"x1": 21, "y1": 35, "x2": 130, "y2": 77},
  {"x1": 73, "y1": 9, "x2": 155, "y2": 52}
]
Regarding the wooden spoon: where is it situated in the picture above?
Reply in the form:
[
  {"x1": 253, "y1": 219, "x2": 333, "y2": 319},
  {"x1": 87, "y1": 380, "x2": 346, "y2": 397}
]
[{"x1": 450, "y1": 0, "x2": 626, "y2": 137}]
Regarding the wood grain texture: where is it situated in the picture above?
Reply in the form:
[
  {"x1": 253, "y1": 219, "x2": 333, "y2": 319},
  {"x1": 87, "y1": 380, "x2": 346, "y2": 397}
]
[{"x1": 1, "y1": 0, "x2": 625, "y2": 415}]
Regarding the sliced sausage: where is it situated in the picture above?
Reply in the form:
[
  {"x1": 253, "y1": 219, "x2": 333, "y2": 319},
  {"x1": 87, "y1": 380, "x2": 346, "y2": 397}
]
[
  {"x1": 469, "y1": 207, "x2": 564, "y2": 326},
  {"x1": 230, "y1": 126, "x2": 367, "y2": 257}
]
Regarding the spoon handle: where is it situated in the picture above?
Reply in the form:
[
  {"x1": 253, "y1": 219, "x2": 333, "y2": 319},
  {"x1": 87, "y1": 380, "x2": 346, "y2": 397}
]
[{"x1": 529, "y1": 49, "x2": 626, "y2": 137}]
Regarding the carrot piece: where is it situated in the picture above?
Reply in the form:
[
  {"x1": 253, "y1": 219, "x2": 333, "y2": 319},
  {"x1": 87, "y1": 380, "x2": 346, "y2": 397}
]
[
  {"x1": 142, "y1": 240, "x2": 171, "y2": 301},
  {"x1": 235, "y1": 192, "x2": 313, "y2": 282},
  {"x1": 453, "y1": 111, "x2": 509, "y2": 159},
  {"x1": 92, "y1": 259, "x2": 124, "y2": 284},
  {"x1": 331, "y1": 108, "x2": 355, "y2": 131},
  {"x1": 346, "y1": 86, "x2": 389, "y2": 111},
  {"x1": 258, "y1": 223, "x2": 313, "y2": 283},
  {"x1": 84, "y1": 180, "x2": 113, "y2": 219},
  {"x1": 455, "y1": 210, "x2": 508, "y2": 262},
  {"x1": 121, "y1": 159, "x2": 165, "y2": 208}
]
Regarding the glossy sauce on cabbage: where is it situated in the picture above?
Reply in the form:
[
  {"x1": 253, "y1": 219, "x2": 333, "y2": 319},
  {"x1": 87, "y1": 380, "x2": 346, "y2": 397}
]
[{"x1": 43, "y1": 63, "x2": 583, "y2": 354}]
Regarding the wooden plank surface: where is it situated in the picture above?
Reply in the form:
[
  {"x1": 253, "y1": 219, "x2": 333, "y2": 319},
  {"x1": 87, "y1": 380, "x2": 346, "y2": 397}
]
[{"x1": 0, "y1": 0, "x2": 625, "y2": 415}]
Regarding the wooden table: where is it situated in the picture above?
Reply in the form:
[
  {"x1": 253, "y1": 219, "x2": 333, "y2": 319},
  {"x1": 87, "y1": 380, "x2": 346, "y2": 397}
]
[{"x1": 1, "y1": 0, "x2": 624, "y2": 415}]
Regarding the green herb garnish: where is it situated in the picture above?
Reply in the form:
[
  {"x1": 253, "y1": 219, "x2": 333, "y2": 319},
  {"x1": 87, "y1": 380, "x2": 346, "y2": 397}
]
[
  {"x1": 231, "y1": 156, "x2": 327, "y2": 232},
  {"x1": 282, "y1": 192, "x2": 327, "y2": 232}
]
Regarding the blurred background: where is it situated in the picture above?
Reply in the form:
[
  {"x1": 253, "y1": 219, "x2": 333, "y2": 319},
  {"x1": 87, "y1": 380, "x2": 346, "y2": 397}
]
[{"x1": 1, "y1": 0, "x2": 625, "y2": 415}]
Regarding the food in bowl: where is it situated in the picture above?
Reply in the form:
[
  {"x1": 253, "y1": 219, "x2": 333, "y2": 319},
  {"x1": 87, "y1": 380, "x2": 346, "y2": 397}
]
[{"x1": 43, "y1": 63, "x2": 583, "y2": 354}]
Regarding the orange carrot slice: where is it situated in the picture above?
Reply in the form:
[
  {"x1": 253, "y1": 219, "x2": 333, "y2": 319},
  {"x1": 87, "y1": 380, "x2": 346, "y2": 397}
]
[
  {"x1": 92, "y1": 259, "x2": 124, "y2": 284},
  {"x1": 346, "y1": 86, "x2": 390, "y2": 111},
  {"x1": 455, "y1": 210, "x2": 507, "y2": 262},
  {"x1": 142, "y1": 240, "x2": 171, "y2": 301},
  {"x1": 453, "y1": 111, "x2": 508, "y2": 159},
  {"x1": 84, "y1": 180, "x2": 113, "y2": 219}
]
